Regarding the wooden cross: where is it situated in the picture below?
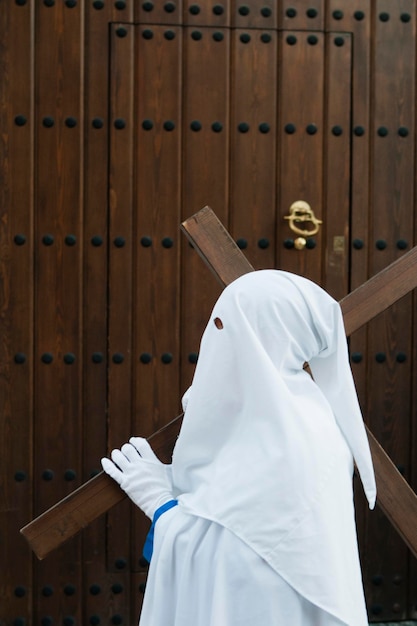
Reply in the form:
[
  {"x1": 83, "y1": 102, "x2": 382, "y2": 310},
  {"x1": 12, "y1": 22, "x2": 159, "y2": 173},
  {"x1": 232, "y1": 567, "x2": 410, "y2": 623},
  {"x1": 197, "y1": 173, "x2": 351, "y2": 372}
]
[{"x1": 21, "y1": 206, "x2": 417, "y2": 560}]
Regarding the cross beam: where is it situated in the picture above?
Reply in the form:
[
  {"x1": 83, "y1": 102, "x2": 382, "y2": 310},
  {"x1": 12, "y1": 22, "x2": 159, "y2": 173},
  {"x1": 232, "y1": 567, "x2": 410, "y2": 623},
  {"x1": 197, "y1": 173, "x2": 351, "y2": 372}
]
[{"x1": 21, "y1": 206, "x2": 417, "y2": 560}]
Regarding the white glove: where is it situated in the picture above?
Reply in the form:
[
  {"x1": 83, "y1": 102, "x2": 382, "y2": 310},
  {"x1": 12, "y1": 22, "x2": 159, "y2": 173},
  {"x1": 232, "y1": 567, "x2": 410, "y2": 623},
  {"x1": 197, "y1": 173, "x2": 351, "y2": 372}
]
[{"x1": 101, "y1": 437, "x2": 173, "y2": 519}]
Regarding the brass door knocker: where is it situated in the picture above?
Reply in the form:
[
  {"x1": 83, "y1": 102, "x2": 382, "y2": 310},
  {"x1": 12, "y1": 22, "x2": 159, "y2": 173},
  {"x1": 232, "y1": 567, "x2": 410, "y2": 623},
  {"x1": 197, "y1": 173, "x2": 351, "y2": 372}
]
[{"x1": 284, "y1": 201, "x2": 322, "y2": 249}]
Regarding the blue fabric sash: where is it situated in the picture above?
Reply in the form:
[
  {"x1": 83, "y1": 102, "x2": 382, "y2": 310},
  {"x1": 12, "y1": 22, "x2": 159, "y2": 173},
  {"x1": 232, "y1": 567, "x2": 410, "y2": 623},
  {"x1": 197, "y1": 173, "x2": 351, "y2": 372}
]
[{"x1": 142, "y1": 499, "x2": 178, "y2": 563}]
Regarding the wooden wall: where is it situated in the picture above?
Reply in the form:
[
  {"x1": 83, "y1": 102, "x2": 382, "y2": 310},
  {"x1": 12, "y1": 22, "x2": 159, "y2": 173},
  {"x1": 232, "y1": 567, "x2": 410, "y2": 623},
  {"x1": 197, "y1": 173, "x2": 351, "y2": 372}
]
[{"x1": 1, "y1": 0, "x2": 416, "y2": 623}]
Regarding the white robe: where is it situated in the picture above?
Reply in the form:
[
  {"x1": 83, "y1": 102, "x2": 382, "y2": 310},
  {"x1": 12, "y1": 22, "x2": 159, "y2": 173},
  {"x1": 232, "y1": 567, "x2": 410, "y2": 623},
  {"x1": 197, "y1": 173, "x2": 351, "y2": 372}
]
[{"x1": 139, "y1": 270, "x2": 375, "y2": 626}]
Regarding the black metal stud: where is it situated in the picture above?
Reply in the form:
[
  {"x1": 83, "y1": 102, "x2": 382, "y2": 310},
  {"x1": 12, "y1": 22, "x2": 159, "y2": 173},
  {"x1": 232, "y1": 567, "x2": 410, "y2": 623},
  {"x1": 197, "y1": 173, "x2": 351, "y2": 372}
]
[
  {"x1": 42, "y1": 234, "x2": 54, "y2": 246},
  {"x1": 13, "y1": 619, "x2": 26, "y2": 626},
  {"x1": 334, "y1": 36, "x2": 344, "y2": 46},
  {"x1": 261, "y1": 7, "x2": 271, "y2": 17},
  {"x1": 211, "y1": 121, "x2": 223, "y2": 133},
  {"x1": 286, "y1": 7, "x2": 297, "y2": 17},
  {"x1": 375, "y1": 352, "x2": 386, "y2": 363},
  {"x1": 371, "y1": 605, "x2": 383, "y2": 616},
  {"x1": 162, "y1": 237, "x2": 174, "y2": 248},
  {"x1": 14, "y1": 353, "x2": 26, "y2": 364},
  {"x1": 354, "y1": 10, "x2": 365, "y2": 20},
  {"x1": 398, "y1": 126, "x2": 409, "y2": 137},
  {"x1": 115, "y1": 1, "x2": 126, "y2": 9},
  {"x1": 91, "y1": 235, "x2": 103, "y2": 246},
  {"x1": 92, "y1": 352, "x2": 103, "y2": 363},
  {"x1": 42, "y1": 469, "x2": 54, "y2": 481},
  {"x1": 41, "y1": 618, "x2": 53, "y2": 626},
  {"x1": 165, "y1": 30, "x2": 176, "y2": 40},
  {"x1": 161, "y1": 353, "x2": 173, "y2": 364},
  {"x1": 42, "y1": 586, "x2": 54, "y2": 596},
  {"x1": 238, "y1": 122, "x2": 249, "y2": 133},
  {"x1": 43, "y1": 0, "x2": 55, "y2": 6},
  {"x1": 112, "y1": 353, "x2": 124, "y2": 364},
  {"x1": 307, "y1": 35, "x2": 318, "y2": 45},
  {"x1": 401, "y1": 13, "x2": 411, "y2": 23},
  {"x1": 189, "y1": 4, "x2": 200, "y2": 14},
  {"x1": 142, "y1": 29, "x2": 153, "y2": 39},
  {"x1": 64, "y1": 353, "x2": 75, "y2": 365},
  {"x1": 115, "y1": 558, "x2": 127, "y2": 569},
  {"x1": 213, "y1": 4, "x2": 224, "y2": 14},
  {"x1": 261, "y1": 33, "x2": 271, "y2": 43},
  {"x1": 89, "y1": 617, "x2": 100, "y2": 626},
  {"x1": 258, "y1": 238, "x2": 269, "y2": 249},
  {"x1": 113, "y1": 236, "x2": 125, "y2": 247},
  {"x1": 141, "y1": 236, "x2": 152, "y2": 247},
  {"x1": 142, "y1": 119, "x2": 153, "y2": 130},
  {"x1": 351, "y1": 352, "x2": 362, "y2": 363},
  {"x1": 377, "y1": 127, "x2": 388, "y2": 137},
  {"x1": 164, "y1": 1, "x2": 176, "y2": 12},
  {"x1": 93, "y1": 1, "x2": 105, "y2": 9},
  {"x1": 15, "y1": 0, "x2": 28, "y2": 5},
  {"x1": 111, "y1": 583, "x2": 124, "y2": 594},
  {"x1": 65, "y1": 234, "x2": 76, "y2": 246},
  {"x1": 14, "y1": 586, "x2": 26, "y2": 598},
  {"x1": 332, "y1": 10, "x2": 343, "y2": 19},
  {"x1": 14, "y1": 471, "x2": 27, "y2": 482},
  {"x1": 92, "y1": 117, "x2": 104, "y2": 129},
  {"x1": 259, "y1": 123, "x2": 270, "y2": 133},
  {"x1": 164, "y1": 120, "x2": 175, "y2": 131},
  {"x1": 354, "y1": 126, "x2": 365, "y2": 136},
  {"x1": 64, "y1": 469, "x2": 77, "y2": 480},
  {"x1": 64, "y1": 584, "x2": 76, "y2": 596},
  {"x1": 286, "y1": 34, "x2": 297, "y2": 45},
  {"x1": 285, "y1": 123, "x2": 296, "y2": 134},
  {"x1": 188, "y1": 353, "x2": 198, "y2": 364},
  {"x1": 352, "y1": 238, "x2": 364, "y2": 249},
  {"x1": 41, "y1": 353, "x2": 53, "y2": 364},
  {"x1": 14, "y1": 234, "x2": 26, "y2": 245},
  {"x1": 140, "y1": 353, "x2": 152, "y2": 364},
  {"x1": 116, "y1": 27, "x2": 128, "y2": 38},
  {"x1": 332, "y1": 125, "x2": 343, "y2": 136},
  {"x1": 111, "y1": 616, "x2": 123, "y2": 626},
  {"x1": 240, "y1": 33, "x2": 251, "y2": 43},
  {"x1": 379, "y1": 12, "x2": 389, "y2": 22},
  {"x1": 306, "y1": 238, "x2": 316, "y2": 249},
  {"x1": 396, "y1": 352, "x2": 407, "y2": 363},
  {"x1": 307, "y1": 7, "x2": 318, "y2": 17},
  {"x1": 63, "y1": 617, "x2": 75, "y2": 626},
  {"x1": 142, "y1": 1, "x2": 154, "y2": 10},
  {"x1": 372, "y1": 574, "x2": 383, "y2": 586},
  {"x1": 213, "y1": 31, "x2": 224, "y2": 41},
  {"x1": 397, "y1": 239, "x2": 407, "y2": 249},
  {"x1": 42, "y1": 117, "x2": 54, "y2": 128},
  {"x1": 190, "y1": 120, "x2": 202, "y2": 131},
  {"x1": 376, "y1": 239, "x2": 387, "y2": 250},
  {"x1": 15, "y1": 115, "x2": 27, "y2": 126},
  {"x1": 284, "y1": 239, "x2": 294, "y2": 249},
  {"x1": 65, "y1": 0, "x2": 77, "y2": 8},
  {"x1": 114, "y1": 118, "x2": 126, "y2": 129},
  {"x1": 306, "y1": 124, "x2": 317, "y2": 135},
  {"x1": 239, "y1": 5, "x2": 250, "y2": 15}
]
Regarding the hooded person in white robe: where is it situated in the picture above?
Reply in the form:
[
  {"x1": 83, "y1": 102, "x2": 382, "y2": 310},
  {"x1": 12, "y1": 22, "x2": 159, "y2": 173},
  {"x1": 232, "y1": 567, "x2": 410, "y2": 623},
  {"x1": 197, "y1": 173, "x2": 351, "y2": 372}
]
[{"x1": 102, "y1": 269, "x2": 376, "y2": 626}]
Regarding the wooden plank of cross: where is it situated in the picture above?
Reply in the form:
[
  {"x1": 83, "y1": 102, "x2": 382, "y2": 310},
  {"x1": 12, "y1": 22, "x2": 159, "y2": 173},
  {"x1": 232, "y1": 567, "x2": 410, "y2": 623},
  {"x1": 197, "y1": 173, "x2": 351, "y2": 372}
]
[{"x1": 21, "y1": 206, "x2": 417, "y2": 560}]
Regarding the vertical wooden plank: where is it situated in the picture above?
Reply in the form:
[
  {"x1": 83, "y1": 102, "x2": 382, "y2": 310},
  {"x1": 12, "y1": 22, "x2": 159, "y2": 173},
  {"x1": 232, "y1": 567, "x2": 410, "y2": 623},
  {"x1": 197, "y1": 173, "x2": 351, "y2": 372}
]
[
  {"x1": 229, "y1": 28, "x2": 277, "y2": 270},
  {"x1": 181, "y1": 25, "x2": 230, "y2": 391},
  {"x1": 130, "y1": 22, "x2": 183, "y2": 620},
  {"x1": 0, "y1": 2, "x2": 34, "y2": 623},
  {"x1": 326, "y1": 0, "x2": 373, "y2": 617},
  {"x1": 107, "y1": 21, "x2": 135, "y2": 625},
  {"x1": 33, "y1": 1, "x2": 83, "y2": 623},
  {"x1": 365, "y1": 0, "x2": 416, "y2": 621},
  {"x1": 323, "y1": 32, "x2": 351, "y2": 299},
  {"x1": 277, "y1": 30, "x2": 324, "y2": 282}
]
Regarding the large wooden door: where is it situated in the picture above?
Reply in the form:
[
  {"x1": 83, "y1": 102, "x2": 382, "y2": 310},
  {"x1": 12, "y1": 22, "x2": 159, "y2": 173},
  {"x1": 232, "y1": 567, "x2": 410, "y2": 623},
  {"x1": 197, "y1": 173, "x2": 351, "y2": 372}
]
[{"x1": 108, "y1": 20, "x2": 353, "y2": 621}]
